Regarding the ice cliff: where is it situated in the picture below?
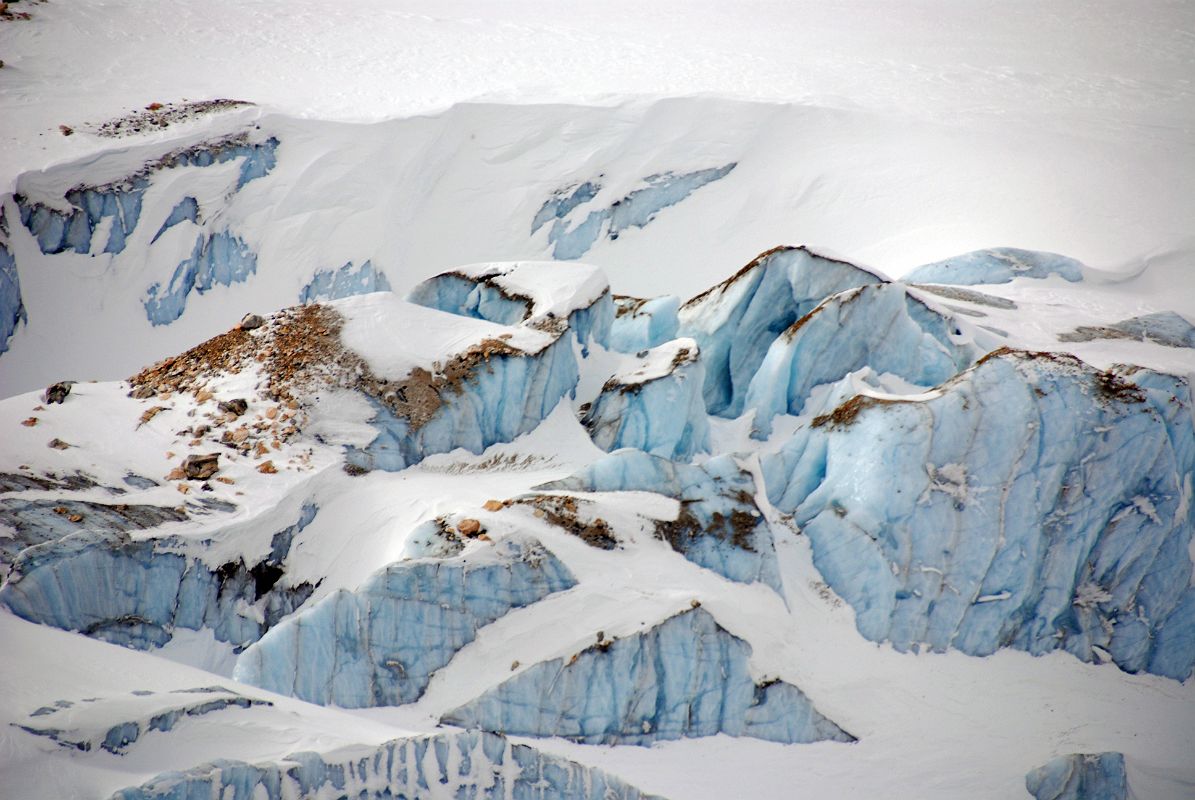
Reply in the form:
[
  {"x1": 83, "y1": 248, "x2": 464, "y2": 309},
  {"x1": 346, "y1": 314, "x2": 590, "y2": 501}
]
[
  {"x1": 905, "y1": 247, "x2": 1085, "y2": 285},
  {"x1": 443, "y1": 607, "x2": 852, "y2": 745},
  {"x1": 743, "y1": 283, "x2": 978, "y2": 437},
  {"x1": 234, "y1": 536, "x2": 576, "y2": 707},
  {"x1": 110, "y1": 730, "x2": 660, "y2": 800},
  {"x1": 580, "y1": 338, "x2": 709, "y2": 460},
  {"x1": 0, "y1": 505, "x2": 317, "y2": 650},
  {"x1": 763, "y1": 349, "x2": 1195, "y2": 679},
  {"x1": 609, "y1": 295, "x2": 680, "y2": 352},
  {"x1": 676, "y1": 246, "x2": 884, "y2": 417},
  {"x1": 1025, "y1": 753, "x2": 1130, "y2": 800}
]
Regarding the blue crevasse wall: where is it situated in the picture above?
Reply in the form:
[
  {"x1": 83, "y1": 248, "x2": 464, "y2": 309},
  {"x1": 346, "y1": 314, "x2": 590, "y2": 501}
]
[
  {"x1": 763, "y1": 351, "x2": 1195, "y2": 679},
  {"x1": 443, "y1": 608, "x2": 853, "y2": 746},
  {"x1": 407, "y1": 267, "x2": 613, "y2": 352},
  {"x1": 16, "y1": 137, "x2": 278, "y2": 257},
  {"x1": 109, "y1": 730, "x2": 661, "y2": 800},
  {"x1": 298, "y1": 260, "x2": 391, "y2": 304},
  {"x1": 0, "y1": 504, "x2": 319, "y2": 651},
  {"x1": 540, "y1": 450, "x2": 782, "y2": 592},
  {"x1": 581, "y1": 340, "x2": 709, "y2": 461},
  {"x1": 744, "y1": 284, "x2": 978, "y2": 437},
  {"x1": 677, "y1": 246, "x2": 885, "y2": 417},
  {"x1": 533, "y1": 165, "x2": 736, "y2": 260},
  {"x1": 905, "y1": 247, "x2": 1084, "y2": 285},
  {"x1": 345, "y1": 334, "x2": 580, "y2": 473},
  {"x1": 234, "y1": 536, "x2": 576, "y2": 707},
  {"x1": 1060, "y1": 311, "x2": 1195, "y2": 349},
  {"x1": 143, "y1": 231, "x2": 258, "y2": 325},
  {"x1": 0, "y1": 235, "x2": 28, "y2": 355},
  {"x1": 608, "y1": 295, "x2": 681, "y2": 353},
  {"x1": 150, "y1": 196, "x2": 199, "y2": 244},
  {"x1": 1025, "y1": 753, "x2": 1129, "y2": 800}
]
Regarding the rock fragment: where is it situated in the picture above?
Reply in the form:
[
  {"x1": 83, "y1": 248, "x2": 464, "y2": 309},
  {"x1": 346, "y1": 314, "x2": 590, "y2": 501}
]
[{"x1": 182, "y1": 453, "x2": 220, "y2": 480}]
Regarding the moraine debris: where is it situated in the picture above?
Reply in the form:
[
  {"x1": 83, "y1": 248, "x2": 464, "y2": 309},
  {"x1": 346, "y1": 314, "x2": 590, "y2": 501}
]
[
  {"x1": 43, "y1": 382, "x2": 72, "y2": 404},
  {"x1": 182, "y1": 453, "x2": 220, "y2": 480}
]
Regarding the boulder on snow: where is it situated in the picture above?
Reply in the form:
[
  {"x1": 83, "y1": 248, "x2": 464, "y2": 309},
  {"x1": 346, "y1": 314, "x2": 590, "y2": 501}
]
[
  {"x1": 181, "y1": 453, "x2": 219, "y2": 480},
  {"x1": 42, "y1": 381, "x2": 72, "y2": 404}
]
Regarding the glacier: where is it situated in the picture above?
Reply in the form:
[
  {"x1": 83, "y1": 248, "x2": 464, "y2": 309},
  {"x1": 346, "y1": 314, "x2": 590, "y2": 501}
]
[
  {"x1": 580, "y1": 337, "x2": 709, "y2": 460},
  {"x1": 109, "y1": 730, "x2": 660, "y2": 800},
  {"x1": 763, "y1": 349, "x2": 1195, "y2": 679},
  {"x1": 1025, "y1": 753, "x2": 1129, "y2": 800},
  {"x1": 0, "y1": 233, "x2": 27, "y2": 355},
  {"x1": 904, "y1": 247, "x2": 1085, "y2": 285},
  {"x1": 540, "y1": 450, "x2": 782, "y2": 592},
  {"x1": 532, "y1": 164, "x2": 736, "y2": 260},
  {"x1": 15, "y1": 136, "x2": 278, "y2": 257},
  {"x1": 1058, "y1": 310, "x2": 1195, "y2": 349},
  {"x1": 150, "y1": 196, "x2": 200, "y2": 244},
  {"x1": 298, "y1": 260, "x2": 391, "y2": 304},
  {"x1": 234, "y1": 536, "x2": 576, "y2": 707},
  {"x1": 743, "y1": 283, "x2": 978, "y2": 437},
  {"x1": 609, "y1": 295, "x2": 680, "y2": 353},
  {"x1": 0, "y1": 504, "x2": 318, "y2": 651},
  {"x1": 676, "y1": 246, "x2": 884, "y2": 417},
  {"x1": 443, "y1": 607, "x2": 852, "y2": 746}
]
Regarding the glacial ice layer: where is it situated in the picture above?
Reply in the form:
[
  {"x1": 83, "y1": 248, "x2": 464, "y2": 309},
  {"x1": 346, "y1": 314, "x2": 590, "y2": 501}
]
[
  {"x1": 905, "y1": 247, "x2": 1084, "y2": 285},
  {"x1": 234, "y1": 536, "x2": 576, "y2": 707},
  {"x1": 443, "y1": 607, "x2": 852, "y2": 746},
  {"x1": 763, "y1": 349, "x2": 1195, "y2": 679},
  {"x1": 581, "y1": 337, "x2": 709, "y2": 460},
  {"x1": 677, "y1": 246, "x2": 884, "y2": 417},
  {"x1": 110, "y1": 730, "x2": 660, "y2": 800},
  {"x1": 1025, "y1": 753, "x2": 1130, "y2": 800}
]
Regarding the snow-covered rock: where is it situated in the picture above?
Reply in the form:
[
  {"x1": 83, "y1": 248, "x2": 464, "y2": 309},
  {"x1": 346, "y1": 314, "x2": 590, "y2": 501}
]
[
  {"x1": 677, "y1": 246, "x2": 884, "y2": 417},
  {"x1": 1025, "y1": 753, "x2": 1130, "y2": 800},
  {"x1": 580, "y1": 337, "x2": 709, "y2": 460},
  {"x1": 743, "y1": 283, "x2": 979, "y2": 437},
  {"x1": 234, "y1": 536, "x2": 576, "y2": 707},
  {"x1": 905, "y1": 247, "x2": 1085, "y2": 285},
  {"x1": 764, "y1": 349, "x2": 1195, "y2": 679},
  {"x1": 109, "y1": 730, "x2": 659, "y2": 800},
  {"x1": 443, "y1": 607, "x2": 853, "y2": 746}
]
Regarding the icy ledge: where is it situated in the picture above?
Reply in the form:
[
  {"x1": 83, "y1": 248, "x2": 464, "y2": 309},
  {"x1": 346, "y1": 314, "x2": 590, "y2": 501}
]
[
  {"x1": 443, "y1": 607, "x2": 852, "y2": 746},
  {"x1": 764, "y1": 349, "x2": 1195, "y2": 679},
  {"x1": 1025, "y1": 753, "x2": 1130, "y2": 800},
  {"x1": 234, "y1": 536, "x2": 576, "y2": 707},
  {"x1": 109, "y1": 730, "x2": 661, "y2": 800},
  {"x1": 580, "y1": 337, "x2": 709, "y2": 460}
]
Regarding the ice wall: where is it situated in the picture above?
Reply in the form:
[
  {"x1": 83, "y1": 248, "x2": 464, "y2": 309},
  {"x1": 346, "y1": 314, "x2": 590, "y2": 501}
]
[
  {"x1": 109, "y1": 730, "x2": 660, "y2": 800},
  {"x1": 905, "y1": 247, "x2": 1084, "y2": 285},
  {"x1": 609, "y1": 295, "x2": 680, "y2": 353},
  {"x1": 533, "y1": 165, "x2": 736, "y2": 260},
  {"x1": 0, "y1": 505, "x2": 318, "y2": 651},
  {"x1": 744, "y1": 283, "x2": 978, "y2": 436},
  {"x1": 764, "y1": 350, "x2": 1195, "y2": 679},
  {"x1": 15, "y1": 137, "x2": 278, "y2": 257},
  {"x1": 1025, "y1": 753, "x2": 1130, "y2": 800},
  {"x1": 234, "y1": 536, "x2": 576, "y2": 707},
  {"x1": 298, "y1": 260, "x2": 391, "y2": 304},
  {"x1": 443, "y1": 608, "x2": 852, "y2": 746},
  {"x1": 581, "y1": 338, "x2": 709, "y2": 460},
  {"x1": 677, "y1": 246, "x2": 884, "y2": 417},
  {"x1": 0, "y1": 233, "x2": 27, "y2": 355},
  {"x1": 143, "y1": 231, "x2": 258, "y2": 325}
]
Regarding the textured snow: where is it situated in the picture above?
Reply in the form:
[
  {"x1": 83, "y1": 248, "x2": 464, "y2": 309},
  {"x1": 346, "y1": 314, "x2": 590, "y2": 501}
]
[{"x1": 443, "y1": 607, "x2": 852, "y2": 746}]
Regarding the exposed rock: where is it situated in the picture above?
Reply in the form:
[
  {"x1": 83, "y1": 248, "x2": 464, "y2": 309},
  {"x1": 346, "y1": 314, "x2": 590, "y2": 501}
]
[
  {"x1": 458, "y1": 518, "x2": 482, "y2": 536},
  {"x1": 47, "y1": 438, "x2": 70, "y2": 450},
  {"x1": 238, "y1": 313, "x2": 264, "y2": 330},
  {"x1": 181, "y1": 454, "x2": 219, "y2": 480},
  {"x1": 43, "y1": 381, "x2": 72, "y2": 404},
  {"x1": 216, "y1": 398, "x2": 247, "y2": 416}
]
